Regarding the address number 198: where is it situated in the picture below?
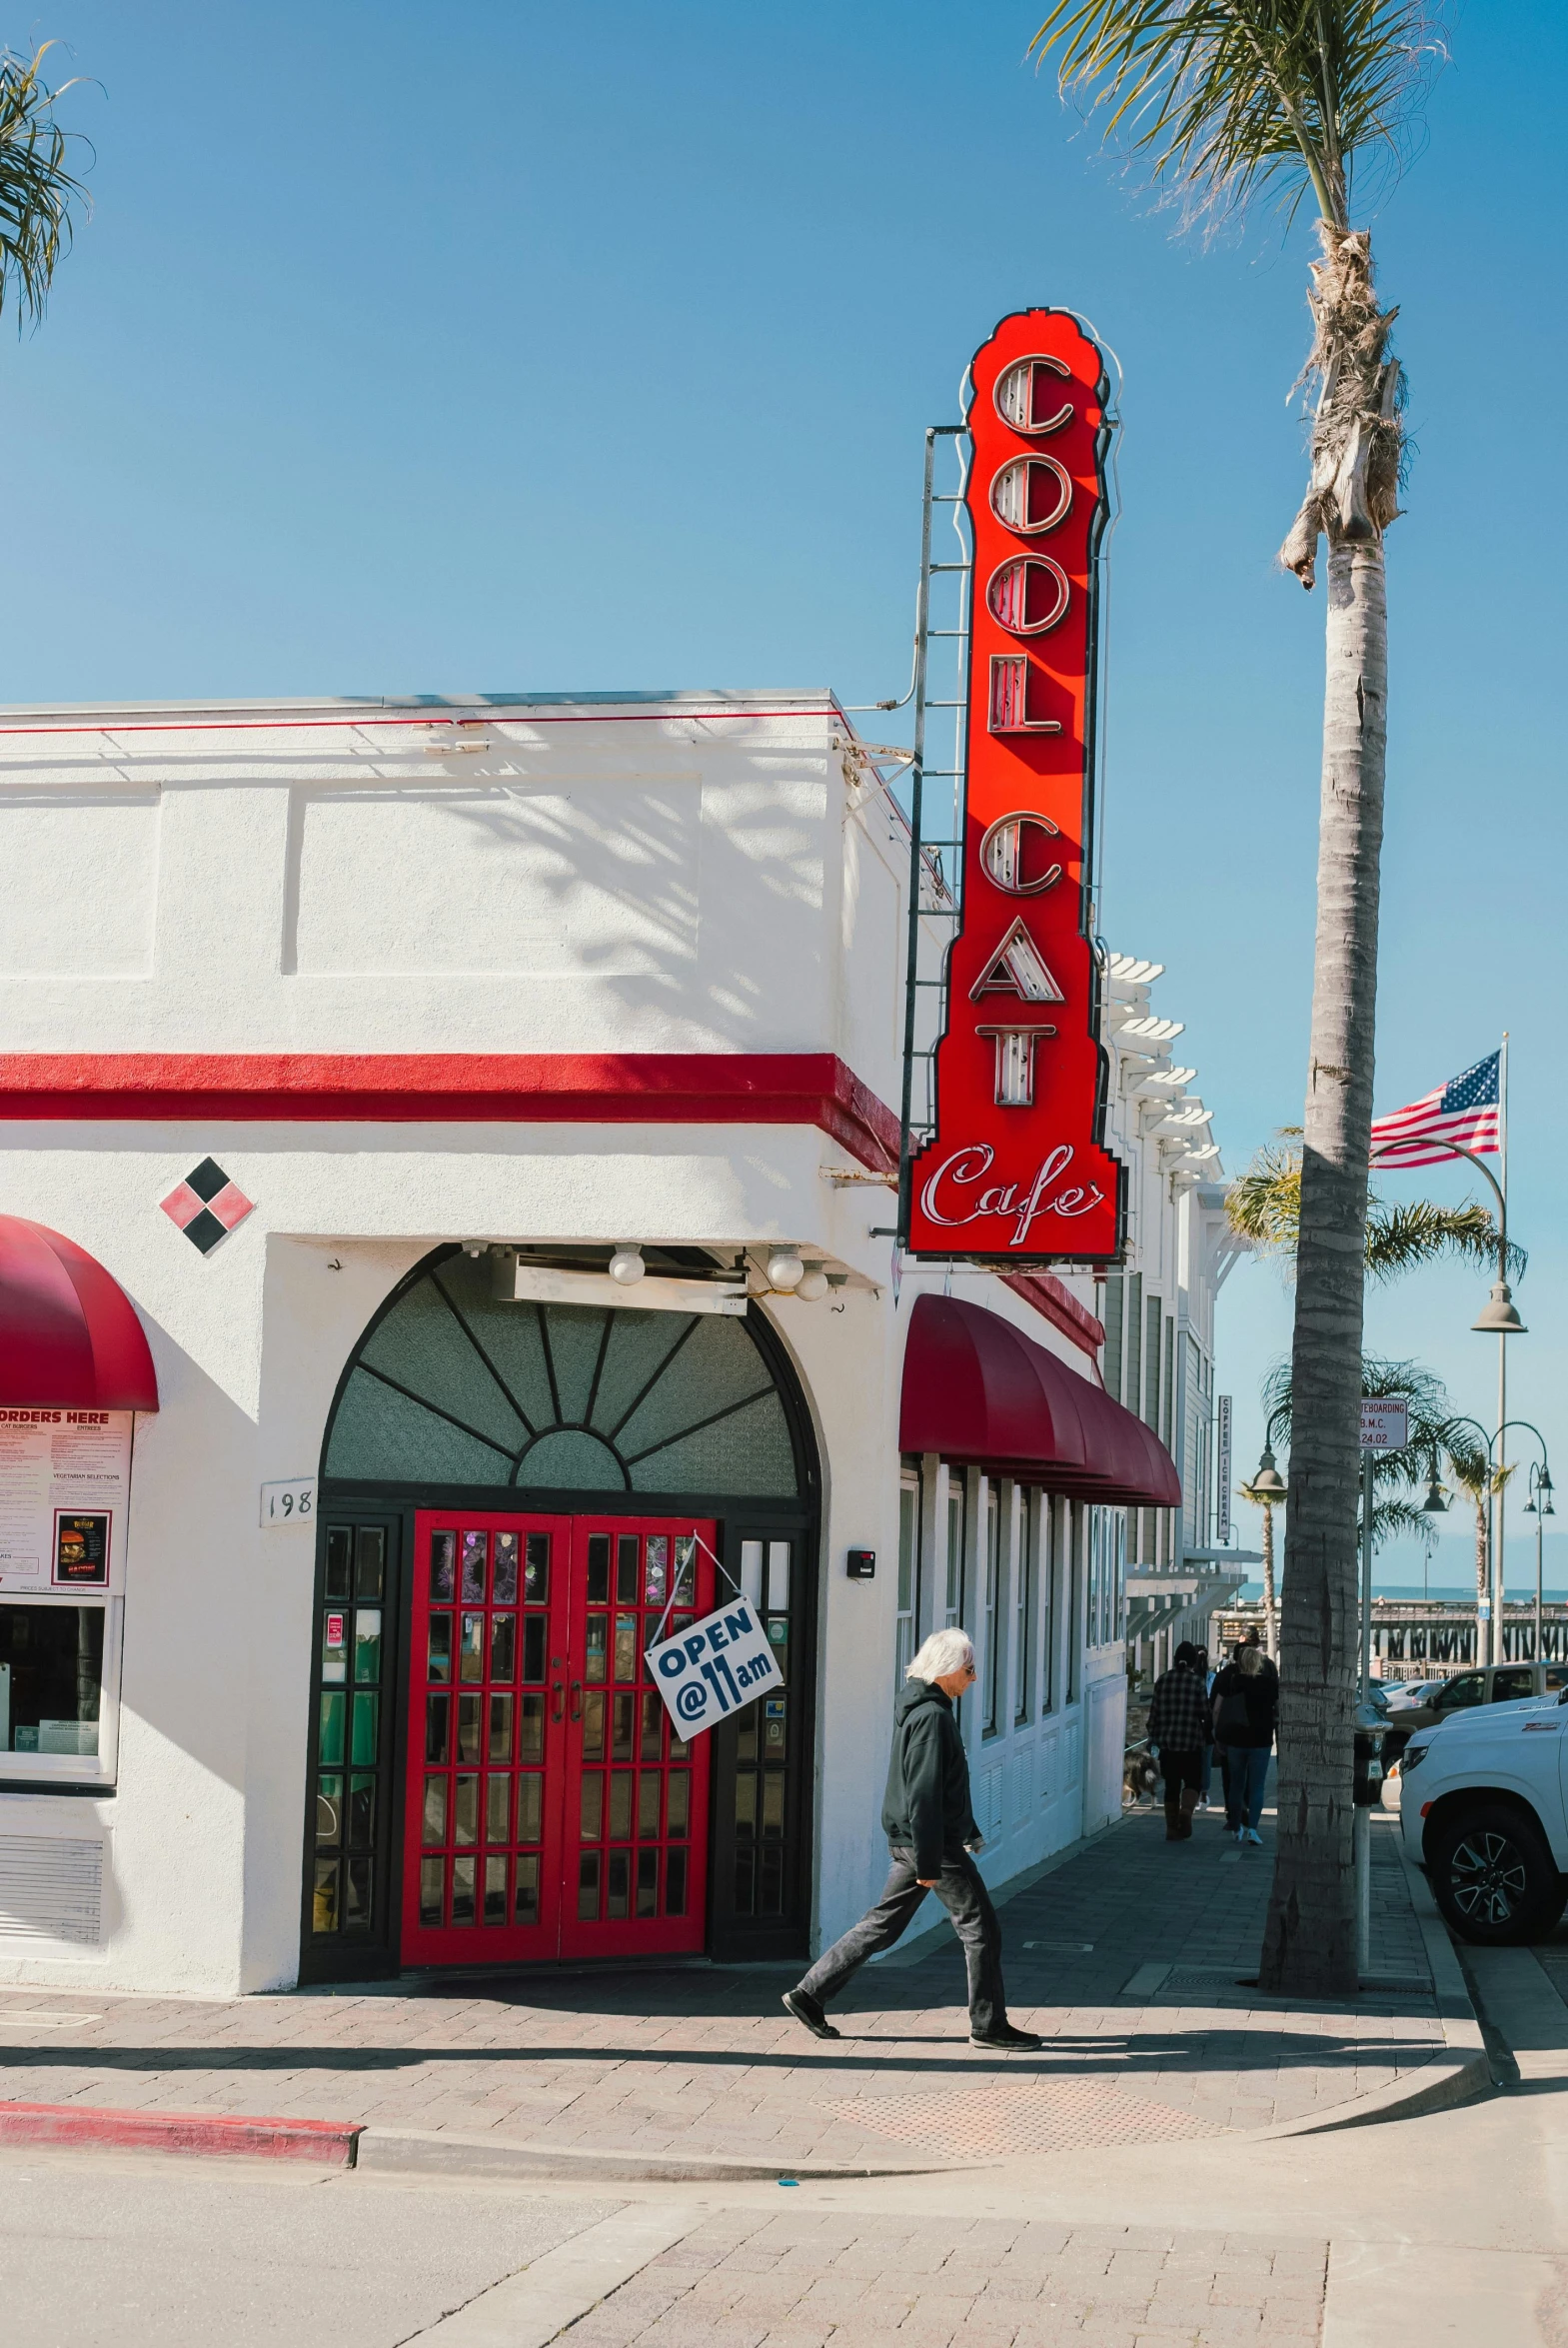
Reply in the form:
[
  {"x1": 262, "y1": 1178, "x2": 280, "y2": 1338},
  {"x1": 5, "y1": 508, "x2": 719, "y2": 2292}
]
[{"x1": 261, "y1": 1478, "x2": 317, "y2": 1528}]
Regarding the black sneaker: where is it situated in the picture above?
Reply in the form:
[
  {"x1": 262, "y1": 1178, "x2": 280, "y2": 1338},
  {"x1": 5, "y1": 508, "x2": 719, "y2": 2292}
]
[
  {"x1": 970, "y1": 2021, "x2": 1042, "y2": 2050},
  {"x1": 782, "y1": 1988, "x2": 839, "y2": 2040}
]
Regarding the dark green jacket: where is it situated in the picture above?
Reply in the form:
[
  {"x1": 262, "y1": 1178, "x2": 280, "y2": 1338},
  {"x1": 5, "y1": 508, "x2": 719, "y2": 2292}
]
[{"x1": 880, "y1": 1679, "x2": 978, "y2": 1879}]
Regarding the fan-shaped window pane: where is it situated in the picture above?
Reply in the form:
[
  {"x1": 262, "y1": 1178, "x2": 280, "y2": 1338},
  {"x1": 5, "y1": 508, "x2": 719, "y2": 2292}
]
[
  {"x1": 591, "y1": 1312, "x2": 696, "y2": 1435},
  {"x1": 325, "y1": 1251, "x2": 801, "y2": 1498},
  {"x1": 616, "y1": 1318, "x2": 772, "y2": 1459},
  {"x1": 360, "y1": 1279, "x2": 528, "y2": 1456},
  {"x1": 630, "y1": 1391, "x2": 796, "y2": 1496},
  {"x1": 517, "y1": 1428, "x2": 626, "y2": 1491},
  {"x1": 326, "y1": 1370, "x2": 515, "y2": 1483}
]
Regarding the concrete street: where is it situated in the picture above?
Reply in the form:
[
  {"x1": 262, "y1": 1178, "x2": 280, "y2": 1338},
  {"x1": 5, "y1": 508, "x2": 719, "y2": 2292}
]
[
  {"x1": 6, "y1": 1798, "x2": 1568, "y2": 2344},
  {"x1": 4, "y1": 1936, "x2": 1567, "y2": 2346}
]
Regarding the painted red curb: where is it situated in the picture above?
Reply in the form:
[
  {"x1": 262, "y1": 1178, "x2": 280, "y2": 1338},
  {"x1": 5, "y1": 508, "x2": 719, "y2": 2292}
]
[{"x1": 0, "y1": 2099, "x2": 362, "y2": 2164}]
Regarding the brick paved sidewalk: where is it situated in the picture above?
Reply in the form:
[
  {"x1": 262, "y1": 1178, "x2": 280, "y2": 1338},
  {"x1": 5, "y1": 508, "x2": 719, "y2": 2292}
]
[
  {"x1": 562, "y1": 2210, "x2": 1328, "y2": 2348},
  {"x1": 0, "y1": 1807, "x2": 1443, "y2": 2169}
]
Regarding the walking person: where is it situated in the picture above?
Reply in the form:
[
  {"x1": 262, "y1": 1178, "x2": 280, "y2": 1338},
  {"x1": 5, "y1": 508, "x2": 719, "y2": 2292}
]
[
  {"x1": 1194, "y1": 1645, "x2": 1215, "y2": 1810},
  {"x1": 1146, "y1": 1640, "x2": 1209, "y2": 1841},
  {"x1": 1211, "y1": 1640, "x2": 1279, "y2": 1845},
  {"x1": 781, "y1": 1628, "x2": 1041, "y2": 2050}
]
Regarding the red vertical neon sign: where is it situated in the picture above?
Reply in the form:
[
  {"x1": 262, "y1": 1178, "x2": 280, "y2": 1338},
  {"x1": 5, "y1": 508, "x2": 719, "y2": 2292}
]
[{"x1": 905, "y1": 308, "x2": 1125, "y2": 1260}]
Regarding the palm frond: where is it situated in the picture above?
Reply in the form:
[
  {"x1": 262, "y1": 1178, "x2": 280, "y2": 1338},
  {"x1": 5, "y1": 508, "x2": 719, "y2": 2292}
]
[
  {"x1": 1365, "y1": 1197, "x2": 1525, "y2": 1283},
  {"x1": 1260, "y1": 1351, "x2": 1456, "y2": 1489},
  {"x1": 1225, "y1": 1140, "x2": 1302, "y2": 1254},
  {"x1": 1370, "y1": 1494, "x2": 1427, "y2": 1547},
  {"x1": 1030, "y1": 0, "x2": 1447, "y2": 230},
  {"x1": 0, "y1": 44, "x2": 89, "y2": 329}
]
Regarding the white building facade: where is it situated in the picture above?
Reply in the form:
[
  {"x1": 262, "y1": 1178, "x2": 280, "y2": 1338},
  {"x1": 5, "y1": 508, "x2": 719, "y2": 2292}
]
[
  {"x1": 1095, "y1": 954, "x2": 1248, "y2": 1667},
  {"x1": 0, "y1": 693, "x2": 1209, "y2": 1996}
]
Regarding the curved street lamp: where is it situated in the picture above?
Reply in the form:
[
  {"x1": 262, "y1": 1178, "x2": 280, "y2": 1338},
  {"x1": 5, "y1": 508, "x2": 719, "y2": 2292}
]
[
  {"x1": 1524, "y1": 1458, "x2": 1557, "y2": 1664},
  {"x1": 1423, "y1": 1415, "x2": 1552, "y2": 1669},
  {"x1": 1372, "y1": 1138, "x2": 1526, "y2": 1663}
]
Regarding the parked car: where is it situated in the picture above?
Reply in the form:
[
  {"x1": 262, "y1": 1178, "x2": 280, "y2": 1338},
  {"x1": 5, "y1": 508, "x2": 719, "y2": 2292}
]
[
  {"x1": 1400, "y1": 1687, "x2": 1568, "y2": 1943},
  {"x1": 1379, "y1": 1661, "x2": 1568, "y2": 1766},
  {"x1": 1384, "y1": 1676, "x2": 1446, "y2": 1709}
]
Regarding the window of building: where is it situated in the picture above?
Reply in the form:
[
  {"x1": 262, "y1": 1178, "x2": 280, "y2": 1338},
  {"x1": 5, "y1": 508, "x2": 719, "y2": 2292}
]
[
  {"x1": 896, "y1": 1474, "x2": 920, "y2": 1689},
  {"x1": 0, "y1": 1599, "x2": 119, "y2": 1784},
  {"x1": 1066, "y1": 1504, "x2": 1084, "y2": 1701},
  {"x1": 1013, "y1": 1487, "x2": 1033, "y2": 1724},
  {"x1": 943, "y1": 1473, "x2": 966, "y2": 1628},
  {"x1": 1038, "y1": 1495, "x2": 1057, "y2": 1716},
  {"x1": 981, "y1": 1481, "x2": 1001, "y2": 1735}
]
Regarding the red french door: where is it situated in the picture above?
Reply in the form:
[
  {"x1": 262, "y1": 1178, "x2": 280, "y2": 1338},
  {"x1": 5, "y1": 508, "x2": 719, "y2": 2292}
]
[{"x1": 402, "y1": 1509, "x2": 714, "y2": 1964}]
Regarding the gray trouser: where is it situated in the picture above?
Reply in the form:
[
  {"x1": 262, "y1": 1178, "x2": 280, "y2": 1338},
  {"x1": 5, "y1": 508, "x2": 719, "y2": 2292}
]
[{"x1": 795, "y1": 1844, "x2": 1006, "y2": 2034}]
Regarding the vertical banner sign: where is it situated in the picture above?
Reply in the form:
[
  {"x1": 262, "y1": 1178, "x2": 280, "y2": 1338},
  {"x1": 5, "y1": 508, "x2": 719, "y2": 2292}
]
[
  {"x1": 1215, "y1": 1395, "x2": 1232, "y2": 1543},
  {"x1": 907, "y1": 309, "x2": 1125, "y2": 1259}
]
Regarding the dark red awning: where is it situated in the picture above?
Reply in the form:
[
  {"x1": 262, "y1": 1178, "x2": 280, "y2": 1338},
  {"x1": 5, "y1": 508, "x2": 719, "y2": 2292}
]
[
  {"x1": 898, "y1": 1292, "x2": 1179, "y2": 1506},
  {"x1": 0, "y1": 1216, "x2": 159, "y2": 1410}
]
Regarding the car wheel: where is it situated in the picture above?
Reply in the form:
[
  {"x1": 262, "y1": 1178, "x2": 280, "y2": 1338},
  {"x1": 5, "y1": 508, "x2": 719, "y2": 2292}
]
[{"x1": 1429, "y1": 1803, "x2": 1568, "y2": 1946}]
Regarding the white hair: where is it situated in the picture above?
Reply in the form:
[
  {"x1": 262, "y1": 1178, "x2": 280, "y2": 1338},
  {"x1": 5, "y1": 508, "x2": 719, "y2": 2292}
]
[{"x1": 907, "y1": 1627, "x2": 975, "y2": 1682}]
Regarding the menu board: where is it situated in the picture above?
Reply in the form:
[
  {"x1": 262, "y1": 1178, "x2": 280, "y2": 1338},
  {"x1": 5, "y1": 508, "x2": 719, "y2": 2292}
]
[{"x1": 0, "y1": 1409, "x2": 133, "y2": 1596}]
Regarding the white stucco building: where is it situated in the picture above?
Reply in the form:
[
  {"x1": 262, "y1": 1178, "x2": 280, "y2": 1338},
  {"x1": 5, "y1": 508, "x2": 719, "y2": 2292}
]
[
  {"x1": 0, "y1": 693, "x2": 1218, "y2": 1995},
  {"x1": 1095, "y1": 953, "x2": 1249, "y2": 1668}
]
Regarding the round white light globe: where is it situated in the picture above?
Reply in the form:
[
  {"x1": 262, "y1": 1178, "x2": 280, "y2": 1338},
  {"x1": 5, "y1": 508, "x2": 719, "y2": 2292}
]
[
  {"x1": 609, "y1": 1247, "x2": 647, "y2": 1284},
  {"x1": 767, "y1": 1248, "x2": 804, "y2": 1290},
  {"x1": 795, "y1": 1267, "x2": 829, "y2": 1302}
]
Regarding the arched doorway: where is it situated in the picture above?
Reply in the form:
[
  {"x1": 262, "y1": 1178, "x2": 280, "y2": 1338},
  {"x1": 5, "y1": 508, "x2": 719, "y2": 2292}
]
[{"x1": 301, "y1": 1246, "x2": 820, "y2": 1983}]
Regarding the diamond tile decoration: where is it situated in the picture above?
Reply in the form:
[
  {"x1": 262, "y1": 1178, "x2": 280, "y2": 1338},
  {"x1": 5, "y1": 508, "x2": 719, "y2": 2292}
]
[{"x1": 159, "y1": 1158, "x2": 254, "y2": 1254}]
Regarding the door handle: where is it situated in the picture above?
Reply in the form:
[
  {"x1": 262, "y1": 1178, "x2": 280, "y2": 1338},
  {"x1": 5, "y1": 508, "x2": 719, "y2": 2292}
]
[
  {"x1": 551, "y1": 1681, "x2": 565, "y2": 1721},
  {"x1": 570, "y1": 1679, "x2": 583, "y2": 1721}
]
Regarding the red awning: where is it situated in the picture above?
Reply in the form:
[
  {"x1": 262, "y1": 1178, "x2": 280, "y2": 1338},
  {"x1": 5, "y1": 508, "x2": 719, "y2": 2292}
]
[
  {"x1": 0, "y1": 1216, "x2": 159, "y2": 1410},
  {"x1": 898, "y1": 1292, "x2": 1178, "y2": 1506}
]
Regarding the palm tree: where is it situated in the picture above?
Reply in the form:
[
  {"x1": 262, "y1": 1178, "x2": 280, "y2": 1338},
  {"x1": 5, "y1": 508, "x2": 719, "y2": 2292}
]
[
  {"x1": 1029, "y1": 0, "x2": 1447, "y2": 1993},
  {"x1": 0, "y1": 45, "x2": 86, "y2": 326},
  {"x1": 1443, "y1": 1447, "x2": 1514, "y2": 1620},
  {"x1": 1237, "y1": 1475, "x2": 1280, "y2": 1658},
  {"x1": 1227, "y1": 1136, "x2": 1526, "y2": 1285}
]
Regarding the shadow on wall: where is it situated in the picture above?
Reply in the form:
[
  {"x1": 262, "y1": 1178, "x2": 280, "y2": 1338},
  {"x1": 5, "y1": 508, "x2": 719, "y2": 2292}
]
[{"x1": 275, "y1": 716, "x2": 836, "y2": 1044}]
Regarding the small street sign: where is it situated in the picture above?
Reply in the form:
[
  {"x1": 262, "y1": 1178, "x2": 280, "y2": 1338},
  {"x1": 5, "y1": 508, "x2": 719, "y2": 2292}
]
[{"x1": 1359, "y1": 1398, "x2": 1410, "y2": 1453}]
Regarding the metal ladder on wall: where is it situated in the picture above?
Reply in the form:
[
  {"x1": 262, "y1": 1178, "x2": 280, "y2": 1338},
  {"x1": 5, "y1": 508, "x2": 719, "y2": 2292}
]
[{"x1": 895, "y1": 424, "x2": 974, "y2": 1241}]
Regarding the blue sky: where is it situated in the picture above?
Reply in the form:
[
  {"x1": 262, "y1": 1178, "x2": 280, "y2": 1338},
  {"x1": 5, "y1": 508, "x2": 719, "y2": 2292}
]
[{"x1": 4, "y1": 2, "x2": 1564, "y2": 1586}]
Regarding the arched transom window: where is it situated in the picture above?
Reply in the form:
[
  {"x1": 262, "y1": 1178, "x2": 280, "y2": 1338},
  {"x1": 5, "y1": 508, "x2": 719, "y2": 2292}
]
[{"x1": 324, "y1": 1249, "x2": 801, "y2": 1498}]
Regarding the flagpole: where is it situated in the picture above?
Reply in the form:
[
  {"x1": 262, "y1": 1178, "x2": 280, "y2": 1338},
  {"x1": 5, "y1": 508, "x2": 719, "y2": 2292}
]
[{"x1": 1493, "y1": 1032, "x2": 1510, "y2": 1663}]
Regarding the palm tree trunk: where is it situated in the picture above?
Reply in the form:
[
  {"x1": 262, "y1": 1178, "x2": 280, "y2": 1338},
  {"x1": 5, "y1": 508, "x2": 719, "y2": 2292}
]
[
  {"x1": 1259, "y1": 539, "x2": 1388, "y2": 1998},
  {"x1": 1261, "y1": 1501, "x2": 1278, "y2": 1662}
]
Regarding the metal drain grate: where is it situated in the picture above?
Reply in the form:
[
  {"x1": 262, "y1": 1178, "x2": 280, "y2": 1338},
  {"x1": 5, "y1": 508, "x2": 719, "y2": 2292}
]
[{"x1": 816, "y1": 2078, "x2": 1224, "y2": 2157}]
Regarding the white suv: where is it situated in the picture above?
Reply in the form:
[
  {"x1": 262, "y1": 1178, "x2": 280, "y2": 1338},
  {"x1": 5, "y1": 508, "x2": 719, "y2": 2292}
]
[{"x1": 1399, "y1": 1687, "x2": 1568, "y2": 1944}]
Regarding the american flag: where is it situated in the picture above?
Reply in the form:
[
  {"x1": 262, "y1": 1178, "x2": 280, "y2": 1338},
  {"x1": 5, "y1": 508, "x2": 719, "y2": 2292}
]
[{"x1": 1370, "y1": 1052, "x2": 1501, "y2": 1168}]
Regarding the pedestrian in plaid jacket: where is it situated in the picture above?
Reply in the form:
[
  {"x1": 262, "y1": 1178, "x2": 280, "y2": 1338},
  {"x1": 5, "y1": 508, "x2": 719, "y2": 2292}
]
[{"x1": 1146, "y1": 1641, "x2": 1209, "y2": 1842}]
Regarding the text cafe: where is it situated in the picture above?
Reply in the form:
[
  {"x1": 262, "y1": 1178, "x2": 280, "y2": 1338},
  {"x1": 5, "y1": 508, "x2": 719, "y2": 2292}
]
[{"x1": 0, "y1": 309, "x2": 1184, "y2": 1997}]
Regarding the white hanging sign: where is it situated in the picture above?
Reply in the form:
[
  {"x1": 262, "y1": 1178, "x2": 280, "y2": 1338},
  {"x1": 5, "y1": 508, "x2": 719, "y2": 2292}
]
[
  {"x1": 1359, "y1": 1397, "x2": 1410, "y2": 1452},
  {"x1": 645, "y1": 1596, "x2": 784, "y2": 1737},
  {"x1": 1215, "y1": 1395, "x2": 1232, "y2": 1543}
]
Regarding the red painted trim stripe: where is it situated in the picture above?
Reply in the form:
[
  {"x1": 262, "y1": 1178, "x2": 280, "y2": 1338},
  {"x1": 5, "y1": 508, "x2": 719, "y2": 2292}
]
[
  {"x1": 0, "y1": 2099, "x2": 361, "y2": 2164},
  {"x1": 1001, "y1": 1269, "x2": 1105, "y2": 1364},
  {"x1": 0, "y1": 1052, "x2": 902, "y2": 1174}
]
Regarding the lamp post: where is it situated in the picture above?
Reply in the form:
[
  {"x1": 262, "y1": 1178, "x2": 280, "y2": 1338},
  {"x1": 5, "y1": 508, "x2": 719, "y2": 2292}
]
[
  {"x1": 1247, "y1": 1408, "x2": 1288, "y2": 1660},
  {"x1": 1524, "y1": 1458, "x2": 1557, "y2": 1664},
  {"x1": 1372, "y1": 1137, "x2": 1524, "y2": 1666},
  {"x1": 1423, "y1": 1416, "x2": 1551, "y2": 1668}
]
